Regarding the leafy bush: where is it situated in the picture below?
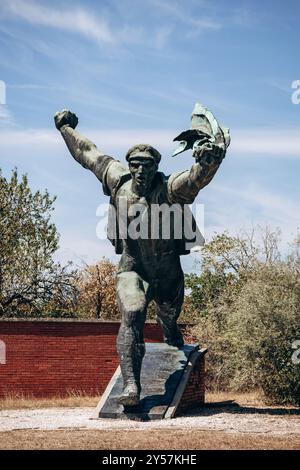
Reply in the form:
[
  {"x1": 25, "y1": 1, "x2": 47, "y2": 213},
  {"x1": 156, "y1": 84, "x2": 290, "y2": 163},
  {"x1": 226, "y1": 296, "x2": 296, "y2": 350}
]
[{"x1": 187, "y1": 228, "x2": 300, "y2": 405}]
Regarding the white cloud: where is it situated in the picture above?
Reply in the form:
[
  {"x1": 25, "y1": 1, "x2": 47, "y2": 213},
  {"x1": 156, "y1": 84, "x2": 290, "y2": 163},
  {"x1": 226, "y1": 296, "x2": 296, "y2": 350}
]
[
  {"x1": 0, "y1": 0, "x2": 115, "y2": 44},
  {"x1": 1, "y1": 127, "x2": 300, "y2": 158},
  {"x1": 231, "y1": 129, "x2": 300, "y2": 157},
  {"x1": 0, "y1": 128, "x2": 60, "y2": 150},
  {"x1": 151, "y1": 0, "x2": 221, "y2": 31},
  {"x1": 53, "y1": 236, "x2": 117, "y2": 267},
  {"x1": 202, "y1": 182, "x2": 299, "y2": 252},
  {"x1": 0, "y1": 0, "x2": 171, "y2": 51},
  {"x1": 213, "y1": 183, "x2": 299, "y2": 225},
  {"x1": 0, "y1": 105, "x2": 14, "y2": 126},
  {"x1": 154, "y1": 26, "x2": 173, "y2": 49}
]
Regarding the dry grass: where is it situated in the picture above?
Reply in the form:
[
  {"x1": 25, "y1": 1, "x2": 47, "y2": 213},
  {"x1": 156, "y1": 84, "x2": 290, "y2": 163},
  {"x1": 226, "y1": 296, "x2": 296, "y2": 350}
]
[
  {"x1": 205, "y1": 391, "x2": 299, "y2": 409},
  {"x1": 0, "y1": 392, "x2": 98, "y2": 410},
  {"x1": 0, "y1": 390, "x2": 270, "y2": 411},
  {"x1": 1, "y1": 390, "x2": 298, "y2": 416},
  {"x1": 206, "y1": 391, "x2": 266, "y2": 406},
  {"x1": 0, "y1": 428, "x2": 299, "y2": 450},
  {"x1": 2, "y1": 389, "x2": 298, "y2": 412}
]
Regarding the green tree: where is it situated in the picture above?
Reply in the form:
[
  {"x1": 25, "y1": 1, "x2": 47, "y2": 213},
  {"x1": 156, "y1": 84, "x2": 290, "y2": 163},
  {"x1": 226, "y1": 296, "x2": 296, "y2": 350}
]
[{"x1": 0, "y1": 169, "x2": 77, "y2": 317}]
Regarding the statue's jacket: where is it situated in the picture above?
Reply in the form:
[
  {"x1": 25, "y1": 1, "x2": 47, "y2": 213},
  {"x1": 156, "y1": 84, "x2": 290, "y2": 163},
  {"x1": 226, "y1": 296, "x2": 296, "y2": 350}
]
[{"x1": 94, "y1": 156, "x2": 205, "y2": 257}]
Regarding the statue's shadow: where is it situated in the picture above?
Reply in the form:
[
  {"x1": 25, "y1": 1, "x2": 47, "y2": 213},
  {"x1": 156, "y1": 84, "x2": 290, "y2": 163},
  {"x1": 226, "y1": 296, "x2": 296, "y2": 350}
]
[
  {"x1": 122, "y1": 363, "x2": 186, "y2": 421},
  {"x1": 177, "y1": 400, "x2": 300, "y2": 417}
]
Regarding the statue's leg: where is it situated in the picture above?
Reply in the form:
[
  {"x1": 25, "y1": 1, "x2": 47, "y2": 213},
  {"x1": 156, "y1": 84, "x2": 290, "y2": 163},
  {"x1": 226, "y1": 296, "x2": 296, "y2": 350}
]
[
  {"x1": 116, "y1": 271, "x2": 150, "y2": 405},
  {"x1": 155, "y1": 270, "x2": 185, "y2": 348}
]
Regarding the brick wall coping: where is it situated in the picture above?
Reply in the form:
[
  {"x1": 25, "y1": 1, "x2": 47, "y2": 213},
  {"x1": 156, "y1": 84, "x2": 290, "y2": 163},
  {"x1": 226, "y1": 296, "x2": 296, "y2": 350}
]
[{"x1": 0, "y1": 317, "x2": 193, "y2": 325}]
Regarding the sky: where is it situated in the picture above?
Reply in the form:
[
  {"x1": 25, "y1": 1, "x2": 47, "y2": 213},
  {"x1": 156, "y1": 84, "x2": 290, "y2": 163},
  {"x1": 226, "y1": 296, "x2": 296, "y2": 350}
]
[{"x1": 0, "y1": 0, "x2": 299, "y2": 271}]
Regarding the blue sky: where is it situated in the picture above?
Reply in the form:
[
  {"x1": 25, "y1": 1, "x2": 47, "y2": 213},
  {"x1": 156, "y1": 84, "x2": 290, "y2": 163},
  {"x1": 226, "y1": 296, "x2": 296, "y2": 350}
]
[{"x1": 0, "y1": 0, "x2": 299, "y2": 270}]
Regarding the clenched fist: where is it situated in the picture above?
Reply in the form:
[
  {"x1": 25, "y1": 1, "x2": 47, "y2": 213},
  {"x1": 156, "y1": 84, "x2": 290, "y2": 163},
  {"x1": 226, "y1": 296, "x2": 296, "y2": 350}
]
[
  {"x1": 193, "y1": 138, "x2": 225, "y2": 165},
  {"x1": 54, "y1": 109, "x2": 78, "y2": 131}
]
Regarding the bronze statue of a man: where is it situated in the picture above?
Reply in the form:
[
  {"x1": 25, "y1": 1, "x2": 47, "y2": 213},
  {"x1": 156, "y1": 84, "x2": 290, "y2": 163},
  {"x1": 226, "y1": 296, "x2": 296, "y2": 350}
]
[{"x1": 54, "y1": 104, "x2": 230, "y2": 406}]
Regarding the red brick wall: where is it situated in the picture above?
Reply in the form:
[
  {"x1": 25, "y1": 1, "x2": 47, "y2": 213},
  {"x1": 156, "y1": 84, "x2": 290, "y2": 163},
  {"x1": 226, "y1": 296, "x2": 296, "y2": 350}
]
[
  {"x1": 0, "y1": 320, "x2": 192, "y2": 398},
  {"x1": 177, "y1": 351, "x2": 206, "y2": 414}
]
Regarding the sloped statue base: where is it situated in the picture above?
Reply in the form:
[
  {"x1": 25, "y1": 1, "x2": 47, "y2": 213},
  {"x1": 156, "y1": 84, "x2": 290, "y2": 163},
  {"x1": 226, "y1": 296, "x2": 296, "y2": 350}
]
[{"x1": 93, "y1": 343, "x2": 207, "y2": 421}]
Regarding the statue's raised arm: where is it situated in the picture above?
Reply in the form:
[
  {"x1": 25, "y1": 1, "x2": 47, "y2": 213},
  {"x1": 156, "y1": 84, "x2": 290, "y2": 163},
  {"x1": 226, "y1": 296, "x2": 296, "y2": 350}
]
[
  {"x1": 54, "y1": 109, "x2": 127, "y2": 196},
  {"x1": 167, "y1": 102, "x2": 230, "y2": 204}
]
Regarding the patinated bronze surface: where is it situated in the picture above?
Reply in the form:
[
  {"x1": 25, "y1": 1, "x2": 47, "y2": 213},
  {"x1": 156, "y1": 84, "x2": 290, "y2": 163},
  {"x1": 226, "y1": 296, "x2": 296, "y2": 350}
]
[{"x1": 54, "y1": 103, "x2": 230, "y2": 406}]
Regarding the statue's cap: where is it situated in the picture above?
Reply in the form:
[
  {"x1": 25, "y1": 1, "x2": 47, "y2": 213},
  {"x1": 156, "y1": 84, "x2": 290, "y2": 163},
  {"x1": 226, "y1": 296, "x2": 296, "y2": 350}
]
[{"x1": 126, "y1": 144, "x2": 161, "y2": 164}]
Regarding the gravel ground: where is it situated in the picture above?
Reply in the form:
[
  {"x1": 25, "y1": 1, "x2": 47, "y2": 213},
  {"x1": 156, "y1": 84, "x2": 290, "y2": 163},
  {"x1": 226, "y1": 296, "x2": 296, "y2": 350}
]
[{"x1": 1, "y1": 406, "x2": 299, "y2": 436}]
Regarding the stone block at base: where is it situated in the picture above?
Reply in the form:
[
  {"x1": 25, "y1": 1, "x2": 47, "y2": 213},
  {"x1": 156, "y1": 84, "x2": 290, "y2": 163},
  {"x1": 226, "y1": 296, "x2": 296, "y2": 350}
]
[{"x1": 94, "y1": 343, "x2": 207, "y2": 421}]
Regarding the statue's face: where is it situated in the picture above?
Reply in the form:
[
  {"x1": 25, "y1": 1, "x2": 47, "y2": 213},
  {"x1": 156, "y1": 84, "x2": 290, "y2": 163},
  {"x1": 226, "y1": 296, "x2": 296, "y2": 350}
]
[{"x1": 129, "y1": 157, "x2": 157, "y2": 195}]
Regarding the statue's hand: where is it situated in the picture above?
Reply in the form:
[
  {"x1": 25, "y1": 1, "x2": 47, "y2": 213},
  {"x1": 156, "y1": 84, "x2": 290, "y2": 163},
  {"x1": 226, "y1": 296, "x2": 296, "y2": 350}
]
[
  {"x1": 54, "y1": 109, "x2": 78, "y2": 131},
  {"x1": 193, "y1": 138, "x2": 225, "y2": 165}
]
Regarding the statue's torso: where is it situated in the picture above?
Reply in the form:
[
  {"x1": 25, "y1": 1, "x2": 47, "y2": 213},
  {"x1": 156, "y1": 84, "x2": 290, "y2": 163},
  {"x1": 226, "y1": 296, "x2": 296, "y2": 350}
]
[
  {"x1": 114, "y1": 176, "x2": 181, "y2": 280},
  {"x1": 105, "y1": 166, "x2": 200, "y2": 279}
]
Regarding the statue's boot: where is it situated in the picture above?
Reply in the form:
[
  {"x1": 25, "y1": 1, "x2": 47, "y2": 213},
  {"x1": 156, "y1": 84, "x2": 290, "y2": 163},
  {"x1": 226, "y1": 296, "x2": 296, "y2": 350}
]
[
  {"x1": 117, "y1": 329, "x2": 145, "y2": 406},
  {"x1": 163, "y1": 324, "x2": 184, "y2": 348},
  {"x1": 157, "y1": 306, "x2": 184, "y2": 348},
  {"x1": 118, "y1": 381, "x2": 140, "y2": 406}
]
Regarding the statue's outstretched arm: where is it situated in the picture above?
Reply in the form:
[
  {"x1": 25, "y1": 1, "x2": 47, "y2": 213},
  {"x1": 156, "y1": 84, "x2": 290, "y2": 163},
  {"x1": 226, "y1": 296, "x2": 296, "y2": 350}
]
[
  {"x1": 54, "y1": 110, "x2": 127, "y2": 194},
  {"x1": 168, "y1": 141, "x2": 226, "y2": 204},
  {"x1": 168, "y1": 102, "x2": 230, "y2": 204}
]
